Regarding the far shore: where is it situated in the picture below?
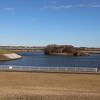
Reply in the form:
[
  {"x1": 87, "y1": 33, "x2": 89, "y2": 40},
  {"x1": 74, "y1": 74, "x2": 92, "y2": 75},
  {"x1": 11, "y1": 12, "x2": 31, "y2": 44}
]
[{"x1": 48, "y1": 53, "x2": 89, "y2": 56}]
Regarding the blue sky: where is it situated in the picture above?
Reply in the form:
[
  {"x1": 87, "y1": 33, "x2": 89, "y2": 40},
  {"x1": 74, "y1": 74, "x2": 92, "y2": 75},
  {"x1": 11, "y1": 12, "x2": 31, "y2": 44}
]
[{"x1": 0, "y1": 0, "x2": 100, "y2": 47}]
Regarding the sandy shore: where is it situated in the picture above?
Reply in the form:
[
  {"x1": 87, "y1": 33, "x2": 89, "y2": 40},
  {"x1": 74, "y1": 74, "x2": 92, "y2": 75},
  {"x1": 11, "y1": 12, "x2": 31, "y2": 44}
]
[{"x1": 0, "y1": 72, "x2": 100, "y2": 99}]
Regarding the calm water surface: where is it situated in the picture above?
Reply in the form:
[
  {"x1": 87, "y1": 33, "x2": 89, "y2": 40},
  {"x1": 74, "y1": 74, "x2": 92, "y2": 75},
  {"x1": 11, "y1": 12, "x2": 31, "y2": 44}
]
[{"x1": 0, "y1": 52, "x2": 100, "y2": 69}]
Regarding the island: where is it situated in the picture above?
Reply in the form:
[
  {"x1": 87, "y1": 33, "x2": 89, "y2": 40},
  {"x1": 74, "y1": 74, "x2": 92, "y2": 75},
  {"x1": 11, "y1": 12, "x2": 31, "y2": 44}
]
[
  {"x1": 44, "y1": 44, "x2": 89, "y2": 56},
  {"x1": 0, "y1": 50, "x2": 22, "y2": 61}
]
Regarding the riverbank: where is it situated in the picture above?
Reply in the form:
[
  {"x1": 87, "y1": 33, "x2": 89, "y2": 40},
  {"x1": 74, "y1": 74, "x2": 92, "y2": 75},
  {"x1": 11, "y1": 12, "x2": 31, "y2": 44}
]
[
  {"x1": 0, "y1": 72, "x2": 100, "y2": 100},
  {"x1": 0, "y1": 53, "x2": 22, "y2": 61}
]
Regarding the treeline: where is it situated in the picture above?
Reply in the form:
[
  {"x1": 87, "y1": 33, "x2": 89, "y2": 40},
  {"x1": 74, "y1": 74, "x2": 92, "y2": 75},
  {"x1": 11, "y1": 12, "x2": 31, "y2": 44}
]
[{"x1": 44, "y1": 45, "x2": 88, "y2": 56}]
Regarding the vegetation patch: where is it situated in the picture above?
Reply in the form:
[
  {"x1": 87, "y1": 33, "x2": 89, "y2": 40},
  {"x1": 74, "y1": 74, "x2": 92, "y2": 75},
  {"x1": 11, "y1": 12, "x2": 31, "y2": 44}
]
[
  {"x1": 45, "y1": 44, "x2": 88, "y2": 56},
  {"x1": 0, "y1": 50, "x2": 13, "y2": 54},
  {"x1": 1, "y1": 95, "x2": 100, "y2": 100},
  {"x1": 0, "y1": 50, "x2": 22, "y2": 61}
]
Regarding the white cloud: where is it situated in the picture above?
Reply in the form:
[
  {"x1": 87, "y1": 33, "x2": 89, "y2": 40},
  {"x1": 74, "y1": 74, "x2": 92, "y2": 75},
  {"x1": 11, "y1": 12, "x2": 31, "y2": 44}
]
[
  {"x1": 64, "y1": 5, "x2": 73, "y2": 9},
  {"x1": 78, "y1": 4, "x2": 87, "y2": 7},
  {"x1": 43, "y1": 5, "x2": 73, "y2": 9},
  {"x1": 2, "y1": 7, "x2": 15, "y2": 11},
  {"x1": 43, "y1": 2, "x2": 100, "y2": 10},
  {"x1": 90, "y1": 4, "x2": 100, "y2": 7}
]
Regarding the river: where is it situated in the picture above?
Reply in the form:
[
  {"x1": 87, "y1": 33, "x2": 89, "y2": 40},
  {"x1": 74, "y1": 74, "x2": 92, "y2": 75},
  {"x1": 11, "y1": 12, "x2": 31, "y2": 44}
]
[{"x1": 0, "y1": 52, "x2": 100, "y2": 69}]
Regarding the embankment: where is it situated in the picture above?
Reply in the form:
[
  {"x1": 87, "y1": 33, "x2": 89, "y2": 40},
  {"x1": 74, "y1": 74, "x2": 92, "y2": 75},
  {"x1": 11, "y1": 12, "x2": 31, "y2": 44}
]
[
  {"x1": 0, "y1": 72, "x2": 100, "y2": 100},
  {"x1": 0, "y1": 53, "x2": 22, "y2": 61}
]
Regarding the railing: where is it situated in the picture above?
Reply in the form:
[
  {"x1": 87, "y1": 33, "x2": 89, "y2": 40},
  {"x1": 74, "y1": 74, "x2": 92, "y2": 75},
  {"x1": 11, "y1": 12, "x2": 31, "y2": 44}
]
[{"x1": 0, "y1": 65, "x2": 98, "y2": 73}]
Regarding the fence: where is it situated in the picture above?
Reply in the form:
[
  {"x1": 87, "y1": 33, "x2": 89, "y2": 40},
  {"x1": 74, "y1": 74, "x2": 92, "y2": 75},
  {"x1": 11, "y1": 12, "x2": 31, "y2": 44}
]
[{"x1": 0, "y1": 65, "x2": 98, "y2": 73}]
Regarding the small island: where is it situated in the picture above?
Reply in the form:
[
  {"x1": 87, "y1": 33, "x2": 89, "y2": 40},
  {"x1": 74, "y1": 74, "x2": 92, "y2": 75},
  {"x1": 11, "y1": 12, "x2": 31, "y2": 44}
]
[
  {"x1": 0, "y1": 50, "x2": 22, "y2": 61},
  {"x1": 44, "y1": 44, "x2": 89, "y2": 56}
]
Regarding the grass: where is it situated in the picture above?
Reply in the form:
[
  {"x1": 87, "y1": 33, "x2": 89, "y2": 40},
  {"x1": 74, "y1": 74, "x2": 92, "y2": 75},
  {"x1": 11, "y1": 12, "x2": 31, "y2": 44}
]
[
  {"x1": 1, "y1": 95, "x2": 100, "y2": 100},
  {"x1": 0, "y1": 50, "x2": 13, "y2": 54},
  {"x1": 0, "y1": 50, "x2": 21, "y2": 61},
  {"x1": 0, "y1": 72, "x2": 100, "y2": 100}
]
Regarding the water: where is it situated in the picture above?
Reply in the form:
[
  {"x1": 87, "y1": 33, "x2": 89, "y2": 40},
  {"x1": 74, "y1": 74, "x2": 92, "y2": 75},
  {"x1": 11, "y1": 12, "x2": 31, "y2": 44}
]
[{"x1": 0, "y1": 52, "x2": 100, "y2": 69}]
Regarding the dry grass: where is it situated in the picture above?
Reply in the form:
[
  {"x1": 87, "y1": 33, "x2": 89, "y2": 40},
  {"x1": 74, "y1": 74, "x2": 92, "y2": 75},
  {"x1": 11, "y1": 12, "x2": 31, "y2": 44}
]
[
  {"x1": 0, "y1": 72, "x2": 100, "y2": 100},
  {"x1": 0, "y1": 50, "x2": 13, "y2": 54},
  {"x1": 1, "y1": 95, "x2": 100, "y2": 100}
]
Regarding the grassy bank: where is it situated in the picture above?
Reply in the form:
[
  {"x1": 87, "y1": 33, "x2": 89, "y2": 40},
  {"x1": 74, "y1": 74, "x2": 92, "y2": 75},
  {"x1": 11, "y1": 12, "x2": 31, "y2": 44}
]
[
  {"x1": 0, "y1": 50, "x2": 22, "y2": 61},
  {"x1": 0, "y1": 72, "x2": 100, "y2": 100},
  {"x1": 0, "y1": 50, "x2": 13, "y2": 54}
]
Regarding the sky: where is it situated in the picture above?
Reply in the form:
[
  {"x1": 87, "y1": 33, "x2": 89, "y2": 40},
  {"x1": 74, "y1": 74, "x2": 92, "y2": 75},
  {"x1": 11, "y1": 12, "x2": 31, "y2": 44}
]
[{"x1": 0, "y1": 0, "x2": 100, "y2": 47}]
